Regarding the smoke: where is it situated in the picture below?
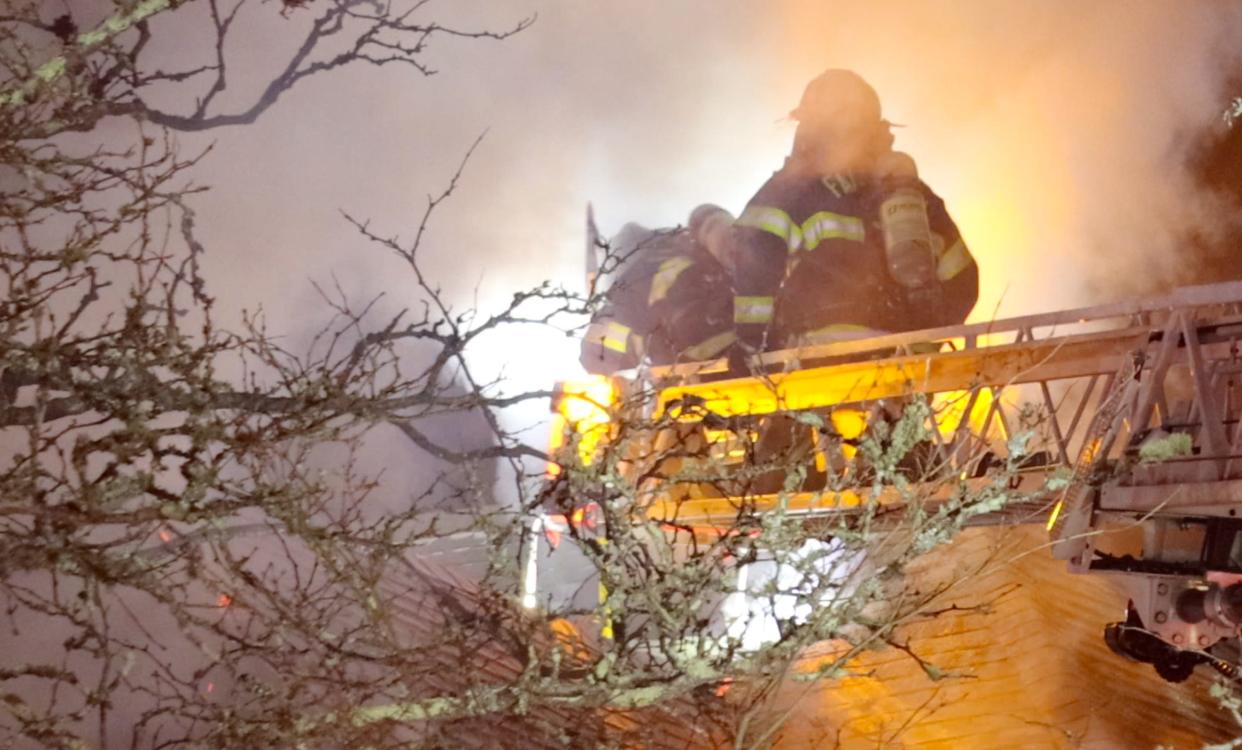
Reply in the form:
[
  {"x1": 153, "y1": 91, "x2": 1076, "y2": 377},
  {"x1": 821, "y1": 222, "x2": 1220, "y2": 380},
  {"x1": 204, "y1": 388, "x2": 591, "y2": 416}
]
[
  {"x1": 162, "y1": 0, "x2": 1242, "y2": 417},
  {"x1": 451, "y1": 0, "x2": 1242, "y2": 321},
  {"x1": 771, "y1": 0, "x2": 1242, "y2": 310}
]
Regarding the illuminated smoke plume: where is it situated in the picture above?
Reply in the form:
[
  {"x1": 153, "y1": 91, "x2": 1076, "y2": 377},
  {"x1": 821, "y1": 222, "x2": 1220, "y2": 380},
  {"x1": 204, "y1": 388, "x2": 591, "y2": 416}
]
[
  {"x1": 758, "y1": 1, "x2": 1242, "y2": 315},
  {"x1": 167, "y1": 2, "x2": 1242, "y2": 389},
  {"x1": 158, "y1": 0, "x2": 1242, "y2": 404}
]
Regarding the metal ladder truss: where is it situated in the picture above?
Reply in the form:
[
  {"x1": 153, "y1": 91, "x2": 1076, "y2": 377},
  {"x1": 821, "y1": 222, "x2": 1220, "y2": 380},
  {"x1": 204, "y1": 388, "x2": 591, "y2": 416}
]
[{"x1": 635, "y1": 281, "x2": 1242, "y2": 678}]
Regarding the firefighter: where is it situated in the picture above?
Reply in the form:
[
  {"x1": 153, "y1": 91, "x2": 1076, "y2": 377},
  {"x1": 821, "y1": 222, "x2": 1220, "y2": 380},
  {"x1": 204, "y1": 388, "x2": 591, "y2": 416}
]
[
  {"x1": 728, "y1": 69, "x2": 978, "y2": 353},
  {"x1": 580, "y1": 205, "x2": 736, "y2": 374}
]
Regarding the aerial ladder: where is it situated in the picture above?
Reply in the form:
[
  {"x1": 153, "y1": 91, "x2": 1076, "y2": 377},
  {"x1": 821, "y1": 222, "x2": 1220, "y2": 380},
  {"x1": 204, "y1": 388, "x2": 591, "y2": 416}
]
[{"x1": 541, "y1": 280, "x2": 1242, "y2": 683}]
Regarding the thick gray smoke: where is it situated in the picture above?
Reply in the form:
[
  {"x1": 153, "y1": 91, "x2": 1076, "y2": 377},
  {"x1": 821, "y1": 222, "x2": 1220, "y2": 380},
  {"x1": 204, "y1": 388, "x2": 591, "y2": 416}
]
[{"x1": 175, "y1": 0, "x2": 1242, "y2": 393}]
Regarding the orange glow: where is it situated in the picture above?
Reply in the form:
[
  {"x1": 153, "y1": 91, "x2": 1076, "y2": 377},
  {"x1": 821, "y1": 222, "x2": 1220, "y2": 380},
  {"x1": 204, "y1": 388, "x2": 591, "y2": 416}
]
[
  {"x1": 945, "y1": 190, "x2": 1035, "y2": 320},
  {"x1": 548, "y1": 618, "x2": 593, "y2": 663},
  {"x1": 158, "y1": 528, "x2": 173, "y2": 543},
  {"x1": 548, "y1": 376, "x2": 618, "y2": 469},
  {"x1": 548, "y1": 617, "x2": 580, "y2": 641},
  {"x1": 829, "y1": 408, "x2": 867, "y2": 463},
  {"x1": 758, "y1": 3, "x2": 1101, "y2": 325},
  {"x1": 703, "y1": 426, "x2": 755, "y2": 462},
  {"x1": 829, "y1": 409, "x2": 867, "y2": 440},
  {"x1": 555, "y1": 376, "x2": 617, "y2": 424},
  {"x1": 545, "y1": 413, "x2": 568, "y2": 478},
  {"x1": 216, "y1": 594, "x2": 232, "y2": 608},
  {"x1": 1080, "y1": 437, "x2": 1103, "y2": 464},
  {"x1": 544, "y1": 527, "x2": 562, "y2": 549},
  {"x1": 933, "y1": 388, "x2": 1000, "y2": 438}
]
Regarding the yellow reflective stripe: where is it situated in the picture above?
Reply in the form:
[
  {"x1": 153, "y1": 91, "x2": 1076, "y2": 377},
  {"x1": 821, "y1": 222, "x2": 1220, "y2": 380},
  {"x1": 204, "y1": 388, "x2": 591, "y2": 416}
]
[
  {"x1": 739, "y1": 206, "x2": 865, "y2": 254},
  {"x1": 734, "y1": 295, "x2": 774, "y2": 324},
  {"x1": 738, "y1": 206, "x2": 802, "y2": 252},
  {"x1": 937, "y1": 238, "x2": 972, "y2": 281},
  {"x1": 800, "y1": 210, "x2": 865, "y2": 251},
  {"x1": 648, "y1": 256, "x2": 694, "y2": 305},
  {"x1": 602, "y1": 321, "x2": 631, "y2": 353},
  {"x1": 681, "y1": 329, "x2": 736, "y2": 361}
]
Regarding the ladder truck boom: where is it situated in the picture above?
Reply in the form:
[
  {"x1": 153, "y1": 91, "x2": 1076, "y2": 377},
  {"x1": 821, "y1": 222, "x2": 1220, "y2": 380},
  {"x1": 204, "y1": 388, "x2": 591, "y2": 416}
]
[{"x1": 546, "y1": 280, "x2": 1242, "y2": 682}]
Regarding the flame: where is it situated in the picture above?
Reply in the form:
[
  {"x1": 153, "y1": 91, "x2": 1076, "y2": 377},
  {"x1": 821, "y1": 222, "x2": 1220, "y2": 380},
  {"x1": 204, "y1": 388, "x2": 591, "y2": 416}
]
[
  {"x1": 545, "y1": 413, "x2": 568, "y2": 478},
  {"x1": 547, "y1": 376, "x2": 618, "y2": 471},
  {"x1": 216, "y1": 594, "x2": 232, "y2": 609},
  {"x1": 555, "y1": 376, "x2": 617, "y2": 424}
]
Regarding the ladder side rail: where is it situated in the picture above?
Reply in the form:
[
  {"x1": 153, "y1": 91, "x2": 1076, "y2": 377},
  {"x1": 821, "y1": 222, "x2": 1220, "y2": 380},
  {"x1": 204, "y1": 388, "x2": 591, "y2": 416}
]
[
  {"x1": 638, "y1": 290, "x2": 1242, "y2": 537},
  {"x1": 651, "y1": 281, "x2": 1242, "y2": 383},
  {"x1": 655, "y1": 325, "x2": 1151, "y2": 420},
  {"x1": 751, "y1": 281, "x2": 1242, "y2": 371}
]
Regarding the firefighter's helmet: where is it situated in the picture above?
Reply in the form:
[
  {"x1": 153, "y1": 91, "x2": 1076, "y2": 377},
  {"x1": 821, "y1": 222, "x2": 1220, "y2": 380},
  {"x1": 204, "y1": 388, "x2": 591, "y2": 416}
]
[
  {"x1": 610, "y1": 222, "x2": 655, "y2": 260},
  {"x1": 595, "y1": 222, "x2": 656, "y2": 295},
  {"x1": 687, "y1": 204, "x2": 729, "y2": 239},
  {"x1": 687, "y1": 203, "x2": 734, "y2": 268},
  {"x1": 790, "y1": 69, "x2": 894, "y2": 170},
  {"x1": 790, "y1": 69, "x2": 882, "y2": 128}
]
